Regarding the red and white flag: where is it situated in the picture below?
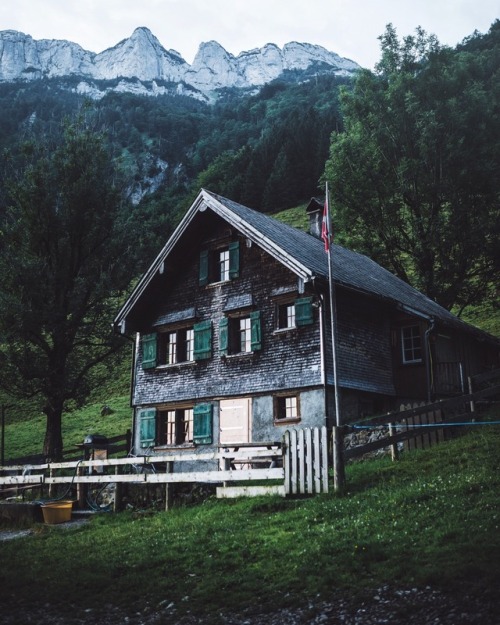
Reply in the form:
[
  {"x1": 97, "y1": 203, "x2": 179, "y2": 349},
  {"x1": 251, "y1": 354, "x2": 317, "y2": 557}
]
[{"x1": 321, "y1": 192, "x2": 332, "y2": 252}]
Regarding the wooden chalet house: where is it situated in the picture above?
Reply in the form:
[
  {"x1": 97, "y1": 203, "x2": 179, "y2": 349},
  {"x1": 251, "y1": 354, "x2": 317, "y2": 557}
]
[{"x1": 113, "y1": 190, "x2": 499, "y2": 457}]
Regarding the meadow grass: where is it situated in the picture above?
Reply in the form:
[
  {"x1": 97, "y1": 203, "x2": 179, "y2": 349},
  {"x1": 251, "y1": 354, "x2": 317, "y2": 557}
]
[
  {"x1": 1, "y1": 423, "x2": 499, "y2": 621},
  {"x1": 3, "y1": 394, "x2": 133, "y2": 460}
]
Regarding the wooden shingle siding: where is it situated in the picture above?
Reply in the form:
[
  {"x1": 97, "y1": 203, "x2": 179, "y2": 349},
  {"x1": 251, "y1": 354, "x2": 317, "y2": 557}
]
[
  {"x1": 133, "y1": 224, "x2": 322, "y2": 407},
  {"x1": 330, "y1": 291, "x2": 395, "y2": 396}
]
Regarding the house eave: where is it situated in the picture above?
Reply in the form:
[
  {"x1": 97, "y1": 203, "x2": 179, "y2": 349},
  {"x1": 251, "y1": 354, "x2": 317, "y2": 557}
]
[{"x1": 113, "y1": 189, "x2": 313, "y2": 334}]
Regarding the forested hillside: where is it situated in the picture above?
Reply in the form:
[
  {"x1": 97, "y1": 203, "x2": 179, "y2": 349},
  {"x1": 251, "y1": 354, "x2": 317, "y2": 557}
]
[{"x1": 0, "y1": 74, "x2": 350, "y2": 262}]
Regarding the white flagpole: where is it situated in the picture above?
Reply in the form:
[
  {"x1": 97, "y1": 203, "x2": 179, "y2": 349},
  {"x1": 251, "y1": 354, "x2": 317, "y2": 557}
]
[{"x1": 325, "y1": 181, "x2": 345, "y2": 492}]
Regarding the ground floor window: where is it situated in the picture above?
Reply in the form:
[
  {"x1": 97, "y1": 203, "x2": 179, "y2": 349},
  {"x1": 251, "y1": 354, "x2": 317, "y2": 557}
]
[
  {"x1": 274, "y1": 394, "x2": 300, "y2": 423},
  {"x1": 138, "y1": 404, "x2": 213, "y2": 448},
  {"x1": 159, "y1": 407, "x2": 194, "y2": 445}
]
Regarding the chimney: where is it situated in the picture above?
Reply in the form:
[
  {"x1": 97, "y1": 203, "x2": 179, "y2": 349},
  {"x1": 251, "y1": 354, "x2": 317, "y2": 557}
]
[{"x1": 306, "y1": 197, "x2": 324, "y2": 239}]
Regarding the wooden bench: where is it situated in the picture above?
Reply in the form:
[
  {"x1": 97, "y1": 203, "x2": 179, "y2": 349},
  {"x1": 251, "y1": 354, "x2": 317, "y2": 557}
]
[{"x1": 219, "y1": 442, "x2": 282, "y2": 470}]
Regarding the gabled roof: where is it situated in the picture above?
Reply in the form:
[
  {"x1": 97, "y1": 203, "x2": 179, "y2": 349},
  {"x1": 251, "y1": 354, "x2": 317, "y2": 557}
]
[{"x1": 114, "y1": 189, "x2": 496, "y2": 343}]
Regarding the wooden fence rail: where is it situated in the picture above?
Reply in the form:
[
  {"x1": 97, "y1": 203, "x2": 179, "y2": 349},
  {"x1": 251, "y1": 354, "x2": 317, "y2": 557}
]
[
  {"x1": 344, "y1": 381, "x2": 500, "y2": 462},
  {"x1": 0, "y1": 429, "x2": 332, "y2": 503}
]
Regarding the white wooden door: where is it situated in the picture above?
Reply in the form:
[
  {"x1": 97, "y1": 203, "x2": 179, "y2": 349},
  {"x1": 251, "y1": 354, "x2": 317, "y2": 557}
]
[{"x1": 219, "y1": 398, "x2": 251, "y2": 444}]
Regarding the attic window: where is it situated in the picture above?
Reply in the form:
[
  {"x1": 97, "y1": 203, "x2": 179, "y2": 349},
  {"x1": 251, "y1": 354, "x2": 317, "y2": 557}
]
[
  {"x1": 401, "y1": 325, "x2": 422, "y2": 363},
  {"x1": 199, "y1": 241, "x2": 239, "y2": 285}
]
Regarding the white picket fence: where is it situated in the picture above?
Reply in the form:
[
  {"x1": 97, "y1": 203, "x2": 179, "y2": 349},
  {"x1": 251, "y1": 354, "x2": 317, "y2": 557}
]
[{"x1": 283, "y1": 427, "x2": 329, "y2": 495}]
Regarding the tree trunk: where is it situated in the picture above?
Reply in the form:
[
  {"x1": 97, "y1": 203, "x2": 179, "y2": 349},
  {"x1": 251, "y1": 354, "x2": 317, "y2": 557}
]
[{"x1": 43, "y1": 403, "x2": 64, "y2": 461}]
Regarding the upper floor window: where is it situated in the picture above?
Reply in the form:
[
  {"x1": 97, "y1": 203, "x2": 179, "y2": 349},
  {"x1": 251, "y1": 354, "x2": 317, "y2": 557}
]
[
  {"x1": 275, "y1": 296, "x2": 314, "y2": 330},
  {"x1": 158, "y1": 328, "x2": 194, "y2": 365},
  {"x1": 219, "y1": 249, "x2": 230, "y2": 282},
  {"x1": 141, "y1": 321, "x2": 212, "y2": 369},
  {"x1": 238, "y1": 316, "x2": 252, "y2": 353},
  {"x1": 219, "y1": 311, "x2": 261, "y2": 356},
  {"x1": 199, "y1": 241, "x2": 240, "y2": 285},
  {"x1": 401, "y1": 325, "x2": 422, "y2": 363},
  {"x1": 277, "y1": 302, "x2": 296, "y2": 329}
]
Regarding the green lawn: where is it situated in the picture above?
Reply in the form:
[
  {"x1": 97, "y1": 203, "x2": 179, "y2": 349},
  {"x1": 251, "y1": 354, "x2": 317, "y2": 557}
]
[{"x1": 1, "y1": 421, "x2": 499, "y2": 622}]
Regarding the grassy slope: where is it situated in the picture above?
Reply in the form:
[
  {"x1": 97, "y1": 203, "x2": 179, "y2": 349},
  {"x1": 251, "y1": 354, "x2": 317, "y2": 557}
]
[{"x1": 1, "y1": 423, "x2": 499, "y2": 621}]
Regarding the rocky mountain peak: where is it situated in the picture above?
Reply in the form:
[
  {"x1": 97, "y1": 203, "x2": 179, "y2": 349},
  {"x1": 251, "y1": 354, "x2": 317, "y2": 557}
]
[{"x1": 0, "y1": 28, "x2": 361, "y2": 99}]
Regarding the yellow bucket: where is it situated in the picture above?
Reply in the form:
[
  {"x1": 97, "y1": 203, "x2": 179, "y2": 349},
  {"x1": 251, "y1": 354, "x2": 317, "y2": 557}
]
[{"x1": 41, "y1": 500, "x2": 73, "y2": 525}]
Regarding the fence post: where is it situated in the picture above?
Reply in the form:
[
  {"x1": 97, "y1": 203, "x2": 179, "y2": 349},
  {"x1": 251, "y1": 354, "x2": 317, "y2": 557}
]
[
  {"x1": 165, "y1": 461, "x2": 173, "y2": 511},
  {"x1": 291, "y1": 429, "x2": 298, "y2": 495},
  {"x1": 114, "y1": 465, "x2": 123, "y2": 512},
  {"x1": 388, "y1": 423, "x2": 399, "y2": 461},
  {"x1": 321, "y1": 426, "x2": 329, "y2": 493},
  {"x1": 77, "y1": 466, "x2": 86, "y2": 509},
  {"x1": 305, "y1": 428, "x2": 313, "y2": 494},
  {"x1": 48, "y1": 467, "x2": 54, "y2": 498},
  {"x1": 313, "y1": 427, "x2": 321, "y2": 494},
  {"x1": 332, "y1": 426, "x2": 345, "y2": 494},
  {"x1": 468, "y1": 376, "x2": 476, "y2": 418},
  {"x1": 283, "y1": 431, "x2": 291, "y2": 495}
]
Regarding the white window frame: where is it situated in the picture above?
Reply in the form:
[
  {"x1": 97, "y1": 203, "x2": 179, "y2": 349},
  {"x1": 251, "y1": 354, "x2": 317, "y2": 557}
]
[
  {"x1": 159, "y1": 326, "x2": 195, "y2": 365},
  {"x1": 276, "y1": 301, "x2": 296, "y2": 330},
  {"x1": 238, "y1": 316, "x2": 252, "y2": 353},
  {"x1": 401, "y1": 325, "x2": 423, "y2": 364},
  {"x1": 163, "y1": 407, "x2": 194, "y2": 446},
  {"x1": 274, "y1": 394, "x2": 300, "y2": 423},
  {"x1": 218, "y1": 249, "x2": 230, "y2": 282}
]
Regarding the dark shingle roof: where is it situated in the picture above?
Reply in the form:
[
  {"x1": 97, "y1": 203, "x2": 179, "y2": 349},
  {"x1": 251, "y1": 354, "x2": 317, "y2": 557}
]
[
  {"x1": 114, "y1": 189, "x2": 497, "y2": 344},
  {"x1": 205, "y1": 191, "x2": 494, "y2": 340}
]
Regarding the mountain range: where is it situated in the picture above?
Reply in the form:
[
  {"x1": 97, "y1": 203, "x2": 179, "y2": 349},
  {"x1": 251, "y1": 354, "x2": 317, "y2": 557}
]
[{"x1": 0, "y1": 27, "x2": 360, "y2": 100}]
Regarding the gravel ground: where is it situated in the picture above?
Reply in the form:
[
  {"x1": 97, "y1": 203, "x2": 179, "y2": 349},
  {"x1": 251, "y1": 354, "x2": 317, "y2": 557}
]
[{"x1": 1, "y1": 585, "x2": 498, "y2": 625}]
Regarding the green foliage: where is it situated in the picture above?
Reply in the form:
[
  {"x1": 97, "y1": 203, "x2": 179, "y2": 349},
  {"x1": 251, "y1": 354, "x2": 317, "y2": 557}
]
[
  {"x1": 1, "y1": 425, "x2": 499, "y2": 621},
  {"x1": 325, "y1": 22, "x2": 500, "y2": 313},
  {"x1": 0, "y1": 114, "x2": 140, "y2": 458}
]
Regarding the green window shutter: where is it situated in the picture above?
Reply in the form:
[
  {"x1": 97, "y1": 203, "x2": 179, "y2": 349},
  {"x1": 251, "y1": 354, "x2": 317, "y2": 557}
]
[
  {"x1": 193, "y1": 403, "x2": 213, "y2": 445},
  {"x1": 295, "y1": 297, "x2": 314, "y2": 326},
  {"x1": 219, "y1": 317, "x2": 229, "y2": 356},
  {"x1": 228, "y1": 241, "x2": 240, "y2": 279},
  {"x1": 199, "y1": 249, "x2": 209, "y2": 286},
  {"x1": 142, "y1": 333, "x2": 157, "y2": 369},
  {"x1": 193, "y1": 320, "x2": 212, "y2": 360},
  {"x1": 250, "y1": 310, "x2": 262, "y2": 351},
  {"x1": 138, "y1": 408, "x2": 156, "y2": 448}
]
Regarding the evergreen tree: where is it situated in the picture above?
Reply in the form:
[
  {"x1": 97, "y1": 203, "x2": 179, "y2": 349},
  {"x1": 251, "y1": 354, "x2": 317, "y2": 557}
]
[{"x1": 325, "y1": 24, "x2": 500, "y2": 312}]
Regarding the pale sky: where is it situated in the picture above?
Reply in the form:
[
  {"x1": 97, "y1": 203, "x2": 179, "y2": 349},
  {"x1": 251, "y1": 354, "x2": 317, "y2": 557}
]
[{"x1": 0, "y1": 0, "x2": 498, "y2": 68}]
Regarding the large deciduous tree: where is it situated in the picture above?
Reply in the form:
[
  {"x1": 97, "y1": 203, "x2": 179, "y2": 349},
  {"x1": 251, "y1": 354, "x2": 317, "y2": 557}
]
[
  {"x1": 0, "y1": 116, "x2": 139, "y2": 459},
  {"x1": 325, "y1": 23, "x2": 500, "y2": 312}
]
